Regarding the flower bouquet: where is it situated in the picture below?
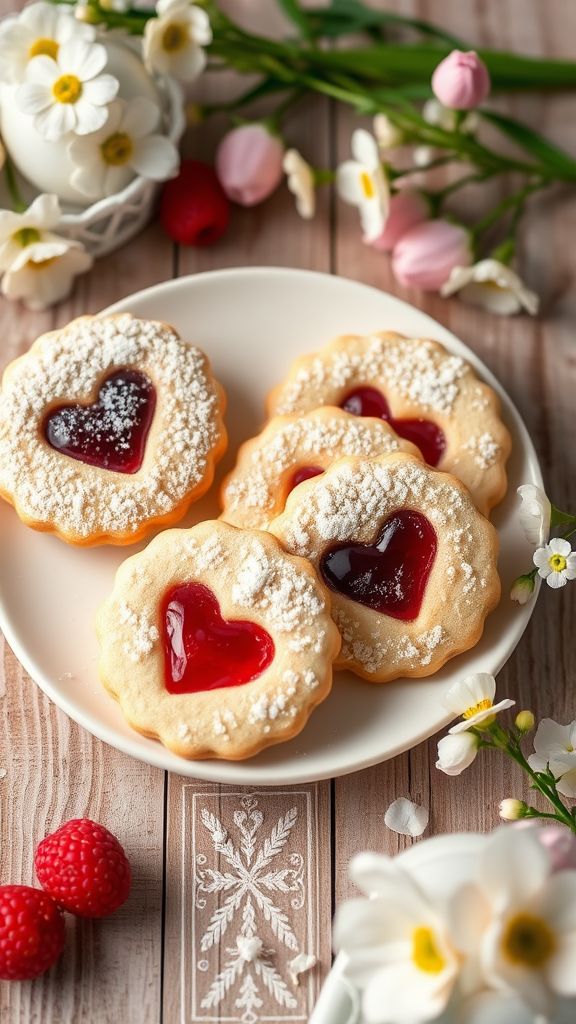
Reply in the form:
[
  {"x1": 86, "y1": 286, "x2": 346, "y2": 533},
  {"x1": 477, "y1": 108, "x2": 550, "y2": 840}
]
[{"x1": 1, "y1": 0, "x2": 576, "y2": 309}]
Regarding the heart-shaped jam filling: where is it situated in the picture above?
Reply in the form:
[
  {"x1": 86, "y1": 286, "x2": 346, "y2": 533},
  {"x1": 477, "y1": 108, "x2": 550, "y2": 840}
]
[
  {"x1": 161, "y1": 582, "x2": 275, "y2": 693},
  {"x1": 44, "y1": 368, "x2": 156, "y2": 474},
  {"x1": 287, "y1": 464, "x2": 324, "y2": 495},
  {"x1": 320, "y1": 510, "x2": 437, "y2": 621},
  {"x1": 340, "y1": 386, "x2": 446, "y2": 467}
]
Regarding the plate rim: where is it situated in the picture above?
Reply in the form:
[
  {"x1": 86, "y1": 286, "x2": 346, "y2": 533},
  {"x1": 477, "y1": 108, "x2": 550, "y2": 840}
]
[{"x1": 0, "y1": 266, "x2": 543, "y2": 783}]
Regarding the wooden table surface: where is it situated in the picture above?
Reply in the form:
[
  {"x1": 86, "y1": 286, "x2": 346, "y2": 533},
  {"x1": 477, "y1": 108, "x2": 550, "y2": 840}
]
[{"x1": 1, "y1": 1, "x2": 575, "y2": 1021}]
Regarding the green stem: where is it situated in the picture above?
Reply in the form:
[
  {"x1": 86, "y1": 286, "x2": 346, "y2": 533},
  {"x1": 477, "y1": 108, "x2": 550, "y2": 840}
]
[
  {"x1": 471, "y1": 181, "x2": 544, "y2": 239},
  {"x1": 4, "y1": 157, "x2": 27, "y2": 214},
  {"x1": 510, "y1": 748, "x2": 576, "y2": 832}
]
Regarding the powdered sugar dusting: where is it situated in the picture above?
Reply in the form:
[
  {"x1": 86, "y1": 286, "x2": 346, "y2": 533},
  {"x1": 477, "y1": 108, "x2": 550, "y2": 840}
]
[
  {"x1": 222, "y1": 409, "x2": 413, "y2": 528},
  {"x1": 272, "y1": 333, "x2": 465, "y2": 415},
  {"x1": 118, "y1": 601, "x2": 160, "y2": 662},
  {"x1": 0, "y1": 314, "x2": 224, "y2": 539},
  {"x1": 464, "y1": 432, "x2": 500, "y2": 469}
]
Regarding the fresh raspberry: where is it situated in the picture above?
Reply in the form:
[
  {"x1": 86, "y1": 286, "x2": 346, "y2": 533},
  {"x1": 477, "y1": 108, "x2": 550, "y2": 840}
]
[
  {"x1": 160, "y1": 159, "x2": 231, "y2": 246},
  {"x1": 35, "y1": 819, "x2": 131, "y2": 919},
  {"x1": 0, "y1": 885, "x2": 65, "y2": 980}
]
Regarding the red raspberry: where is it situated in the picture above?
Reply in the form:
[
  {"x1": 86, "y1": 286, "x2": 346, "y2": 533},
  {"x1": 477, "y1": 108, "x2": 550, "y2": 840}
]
[
  {"x1": 35, "y1": 819, "x2": 131, "y2": 919},
  {"x1": 0, "y1": 885, "x2": 65, "y2": 980},
  {"x1": 160, "y1": 159, "x2": 231, "y2": 246}
]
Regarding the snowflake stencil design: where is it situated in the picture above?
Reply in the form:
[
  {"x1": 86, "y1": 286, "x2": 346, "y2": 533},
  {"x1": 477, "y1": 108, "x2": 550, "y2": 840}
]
[{"x1": 194, "y1": 795, "x2": 306, "y2": 1023}]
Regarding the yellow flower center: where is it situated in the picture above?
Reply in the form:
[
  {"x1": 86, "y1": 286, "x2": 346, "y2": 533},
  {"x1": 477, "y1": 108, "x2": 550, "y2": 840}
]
[
  {"x1": 502, "y1": 913, "x2": 556, "y2": 968},
  {"x1": 101, "y1": 132, "x2": 134, "y2": 167},
  {"x1": 52, "y1": 74, "x2": 82, "y2": 104},
  {"x1": 549, "y1": 553, "x2": 567, "y2": 573},
  {"x1": 12, "y1": 227, "x2": 41, "y2": 247},
  {"x1": 28, "y1": 37, "x2": 59, "y2": 60},
  {"x1": 463, "y1": 698, "x2": 493, "y2": 719},
  {"x1": 162, "y1": 22, "x2": 188, "y2": 52},
  {"x1": 411, "y1": 926, "x2": 446, "y2": 974},
  {"x1": 359, "y1": 170, "x2": 375, "y2": 199}
]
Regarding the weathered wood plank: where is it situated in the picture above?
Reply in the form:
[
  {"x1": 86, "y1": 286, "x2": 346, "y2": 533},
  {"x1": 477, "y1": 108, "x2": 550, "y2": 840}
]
[{"x1": 333, "y1": 0, "x2": 576, "y2": 894}]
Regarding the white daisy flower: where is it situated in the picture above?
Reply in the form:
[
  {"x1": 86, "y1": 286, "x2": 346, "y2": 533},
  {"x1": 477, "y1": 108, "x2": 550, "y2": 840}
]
[
  {"x1": 334, "y1": 852, "x2": 460, "y2": 1024},
  {"x1": 0, "y1": 194, "x2": 91, "y2": 310},
  {"x1": 143, "y1": 0, "x2": 212, "y2": 83},
  {"x1": 441, "y1": 259, "x2": 539, "y2": 316},
  {"x1": 16, "y1": 39, "x2": 118, "y2": 142},
  {"x1": 283, "y1": 148, "x2": 315, "y2": 219},
  {"x1": 475, "y1": 827, "x2": 576, "y2": 1017},
  {"x1": 445, "y1": 673, "x2": 515, "y2": 734},
  {"x1": 528, "y1": 718, "x2": 576, "y2": 798},
  {"x1": 0, "y1": 1, "x2": 95, "y2": 85},
  {"x1": 336, "y1": 128, "x2": 390, "y2": 243},
  {"x1": 68, "y1": 97, "x2": 179, "y2": 199},
  {"x1": 517, "y1": 484, "x2": 551, "y2": 547},
  {"x1": 436, "y1": 731, "x2": 480, "y2": 775},
  {"x1": 533, "y1": 537, "x2": 576, "y2": 589}
]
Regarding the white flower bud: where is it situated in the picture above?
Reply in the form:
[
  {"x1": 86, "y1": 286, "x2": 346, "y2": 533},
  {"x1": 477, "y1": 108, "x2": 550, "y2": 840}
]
[
  {"x1": 436, "y1": 731, "x2": 479, "y2": 776},
  {"x1": 499, "y1": 798, "x2": 527, "y2": 821}
]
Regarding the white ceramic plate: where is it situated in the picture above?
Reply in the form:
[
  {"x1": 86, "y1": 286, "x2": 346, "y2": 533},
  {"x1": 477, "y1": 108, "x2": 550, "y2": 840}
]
[{"x1": 0, "y1": 268, "x2": 542, "y2": 784}]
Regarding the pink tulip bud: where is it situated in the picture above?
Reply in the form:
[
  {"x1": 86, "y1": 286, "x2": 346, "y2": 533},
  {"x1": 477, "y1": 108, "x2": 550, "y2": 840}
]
[
  {"x1": 392, "y1": 219, "x2": 472, "y2": 291},
  {"x1": 215, "y1": 123, "x2": 284, "y2": 207},
  {"x1": 432, "y1": 50, "x2": 491, "y2": 111},
  {"x1": 369, "y1": 190, "x2": 429, "y2": 253}
]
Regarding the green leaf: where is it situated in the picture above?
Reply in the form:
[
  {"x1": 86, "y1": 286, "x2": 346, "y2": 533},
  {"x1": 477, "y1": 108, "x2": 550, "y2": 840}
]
[
  {"x1": 482, "y1": 110, "x2": 576, "y2": 179},
  {"x1": 307, "y1": 0, "x2": 466, "y2": 47},
  {"x1": 277, "y1": 0, "x2": 313, "y2": 41}
]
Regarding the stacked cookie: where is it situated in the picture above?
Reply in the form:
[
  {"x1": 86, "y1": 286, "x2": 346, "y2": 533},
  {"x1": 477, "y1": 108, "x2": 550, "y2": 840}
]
[{"x1": 0, "y1": 318, "x2": 509, "y2": 761}]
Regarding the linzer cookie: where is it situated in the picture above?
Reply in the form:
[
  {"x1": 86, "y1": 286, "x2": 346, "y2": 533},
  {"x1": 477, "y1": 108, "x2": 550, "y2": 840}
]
[
  {"x1": 220, "y1": 407, "x2": 422, "y2": 530},
  {"x1": 96, "y1": 520, "x2": 340, "y2": 760},
  {"x1": 266, "y1": 331, "x2": 511, "y2": 516},
  {"x1": 268, "y1": 452, "x2": 500, "y2": 683},
  {"x1": 0, "y1": 314, "x2": 227, "y2": 545}
]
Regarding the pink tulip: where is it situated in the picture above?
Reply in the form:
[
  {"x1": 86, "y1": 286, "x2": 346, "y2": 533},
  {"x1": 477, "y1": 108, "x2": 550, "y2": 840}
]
[
  {"x1": 392, "y1": 219, "x2": 472, "y2": 291},
  {"x1": 215, "y1": 123, "x2": 284, "y2": 207},
  {"x1": 369, "y1": 190, "x2": 429, "y2": 252},
  {"x1": 432, "y1": 50, "x2": 491, "y2": 111}
]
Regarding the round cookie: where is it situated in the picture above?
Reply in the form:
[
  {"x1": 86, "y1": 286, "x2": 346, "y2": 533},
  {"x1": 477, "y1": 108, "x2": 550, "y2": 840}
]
[
  {"x1": 268, "y1": 452, "x2": 500, "y2": 684},
  {"x1": 220, "y1": 407, "x2": 422, "y2": 530},
  {"x1": 267, "y1": 331, "x2": 511, "y2": 517},
  {"x1": 0, "y1": 314, "x2": 227, "y2": 545},
  {"x1": 96, "y1": 520, "x2": 341, "y2": 760}
]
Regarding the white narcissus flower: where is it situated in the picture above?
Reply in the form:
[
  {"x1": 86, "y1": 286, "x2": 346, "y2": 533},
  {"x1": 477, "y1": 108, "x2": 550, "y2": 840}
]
[
  {"x1": 143, "y1": 0, "x2": 212, "y2": 83},
  {"x1": 283, "y1": 148, "x2": 315, "y2": 219},
  {"x1": 528, "y1": 718, "x2": 576, "y2": 798},
  {"x1": 445, "y1": 673, "x2": 515, "y2": 734},
  {"x1": 436, "y1": 731, "x2": 480, "y2": 776},
  {"x1": 336, "y1": 128, "x2": 390, "y2": 242},
  {"x1": 16, "y1": 40, "x2": 118, "y2": 142},
  {"x1": 440, "y1": 259, "x2": 539, "y2": 316},
  {"x1": 334, "y1": 852, "x2": 460, "y2": 1024},
  {"x1": 517, "y1": 484, "x2": 551, "y2": 547},
  {"x1": 533, "y1": 537, "x2": 576, "y2": 589},
  {"x1": 68, "y1": 97, "x2": 179, "y2": 199},
  {"x1": 474, "y1": 827, "x2": 576, "y2": 1016},
  {"x1": 0, "y1": 193, "x2": 92, "y2": 310},
  {"x1": 0, "y1": 1, "x2": 95, "y2": 85}
]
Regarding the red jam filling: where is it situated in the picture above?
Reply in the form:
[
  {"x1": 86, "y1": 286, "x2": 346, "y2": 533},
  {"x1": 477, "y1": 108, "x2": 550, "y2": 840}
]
[
  {"x1": 44, "y1": 368, "x2": 156, "y2": 474},
  {"x1": 287, "y1": 465, "x2": 324, "y2": 495},
  {"x1": 161, "y1": 582, "x2": 275, "y2": 694},
  {"x1": 340, "y1": 386, "x2": 446, "y2": 467},
  {"x1": 320, "y1": 510, "x2": 437, "y2": 621}
]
